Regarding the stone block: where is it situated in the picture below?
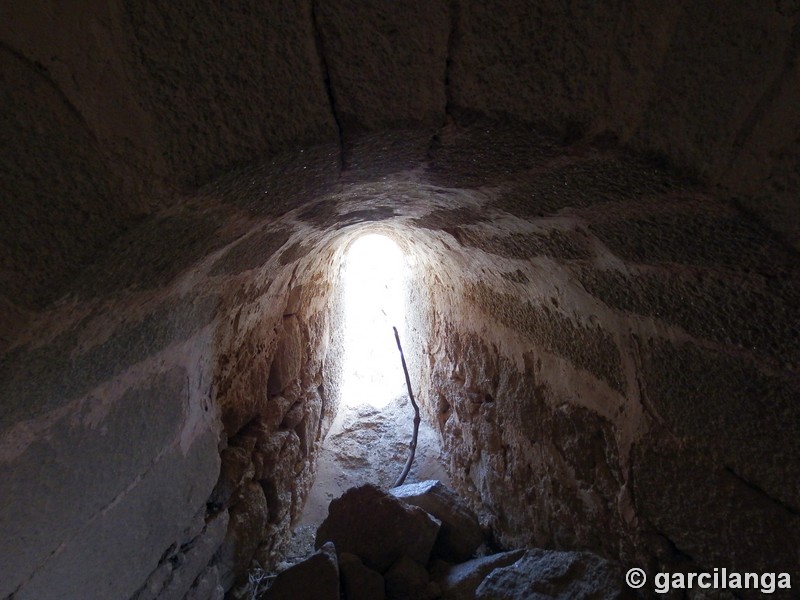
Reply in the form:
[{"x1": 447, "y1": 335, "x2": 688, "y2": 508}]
[
  {"x1": 384, "y1": 555, "x2": 436, "y2": 600},
  {"x1": 260, "y1": 541, "x2": 339, "y2": 600},
  {"x1": 218, "y1": 483, "x2": 269, "y2": 588},
  {"x1": 391, "y1": 480, "x2": 483, "y2": 562},
  {"x1": 339, "y1": 552, "x2": 386, "y2": 600},
  {"x1": 434, "y1": 550, "x2": 525, "y2": 600},
  {"x1": 315, "y1": 484, "x2": 441, "y2": 572}
]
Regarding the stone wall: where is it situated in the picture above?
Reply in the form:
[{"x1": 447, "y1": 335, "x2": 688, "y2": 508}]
[
  {"x1": 209, "y1": 239, "x2": 346, "y2": 588},
  {"x1": 0, "y1": 288, "x2": 223, "y2": 599},
  {"x1": 0, "y1": 165, "x2": 348, "y2": 598},
  {"x1": 2, "y1": 1, "x2": 799, "y2": 324},
  {"x1": 403, "y1": 132, "x2": 800, "y2": 579}
]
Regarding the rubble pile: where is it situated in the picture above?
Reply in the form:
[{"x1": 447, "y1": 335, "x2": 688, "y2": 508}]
[{"x1": 250, "y1": 481, "x2": 631, "y2": 600}]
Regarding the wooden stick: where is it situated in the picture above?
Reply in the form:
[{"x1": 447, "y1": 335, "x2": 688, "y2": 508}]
[{"x1": 393, "y1": 326, "x2": 420, "y2": 488}]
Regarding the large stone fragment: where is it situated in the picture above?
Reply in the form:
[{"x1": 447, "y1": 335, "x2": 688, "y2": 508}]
[
  {"x1": 384, "y1": 555, "x2": 438, "y2": 600},
  {"x1": 434, "y1": 550, "x2": 525, "y2": 600},
  {"x1": 260, "y1": 541, "x2": 339, "y2": 600},
  {"x1": 475, "y1": 549, "x2": 629, "y2": 600},
  {"x1": 340, "y1": 552, "x2": 386, "y2": 600},
  {"x1": 315, "y1": 484, "x2": 441, "y2": 572},
  {"x1": 390, "y1": 480, "x2": 484, "y2": 562}
]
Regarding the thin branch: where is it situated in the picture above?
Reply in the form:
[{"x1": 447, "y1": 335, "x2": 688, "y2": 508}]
[{"x1": 393, "y1": 326, "x2": 421, "y2": 488}]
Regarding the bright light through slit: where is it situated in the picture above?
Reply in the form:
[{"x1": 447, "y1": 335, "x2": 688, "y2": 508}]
[{"x1": 341, "y1": 234, "x2": 408, "y2": 408}]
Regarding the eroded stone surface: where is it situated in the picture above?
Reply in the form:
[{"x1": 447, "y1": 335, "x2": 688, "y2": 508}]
[
  {"x1": 217, "y1": 482, "x2": 269, "y2": 588},
  {"x1": 267, "y1": 315, "x2": 303, "y2": 397}
]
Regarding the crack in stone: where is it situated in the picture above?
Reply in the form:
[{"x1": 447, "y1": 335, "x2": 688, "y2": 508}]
[
  {"x1": 654, "y1": 526, "x2": 696, "y2": 564},
  {"x1": 427, "y1": 0, "x2": 460, "y2": 161},
  {"x1": 725, "y1": 16, "x2": 800, "y2": 174},
  {"x1": 724, "y1": 465, "x2": 800, "y2": 517},
  {"x1": 310, "y1": 0, "x2": 346, "y2": 173},
  {"x1": 128, "y1": 514, "x2": 215, "y2": 600},
  {"x1": 629, "y1": 335, "x2": 661, "y2": 427},
  {"x1": 0, "y1": 40, "x2": 98, "y2": 145},
  {"x1": 444, "y1": 0, "x2": 460, "y2": 121},
  {"x1": 5, "y1": 437, "x2": 178, "y2": 599}
]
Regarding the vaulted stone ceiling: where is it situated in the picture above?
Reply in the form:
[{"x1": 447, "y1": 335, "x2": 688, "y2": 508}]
[{"x1": 1, "y1": 2, "x2": 798, "y2": 599}]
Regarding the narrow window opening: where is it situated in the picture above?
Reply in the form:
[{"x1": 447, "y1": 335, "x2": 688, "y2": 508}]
[
  {"x1": 295, "y1": 232, "x2": 449, "y2": 532},
  {"x1": 340, "y1": 233, "x2": 408, "y2": 408}
]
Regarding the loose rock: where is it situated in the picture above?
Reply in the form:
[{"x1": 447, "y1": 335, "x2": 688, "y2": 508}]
[
  {"x1": 384, "y1": 555, "x2": 438, "y2": 600},
  {"x1": 260, "y1": 541, "x2": 339, "y2": 600},
  {"x1": 475, "y1": 548, "x2": 630, "y2": 600},
  {"x1": 434, "y1": 549, "x2": 525, "y2": 600},
  {"x1": 340, "y1": 552, "x2": 386, "y2": 600},
  {"x1": 390, "y1": 480, "x2": 484, "y2": 562},
  {"x1": 315, "y1": 484, "x2": 441, "y2": 572}
]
